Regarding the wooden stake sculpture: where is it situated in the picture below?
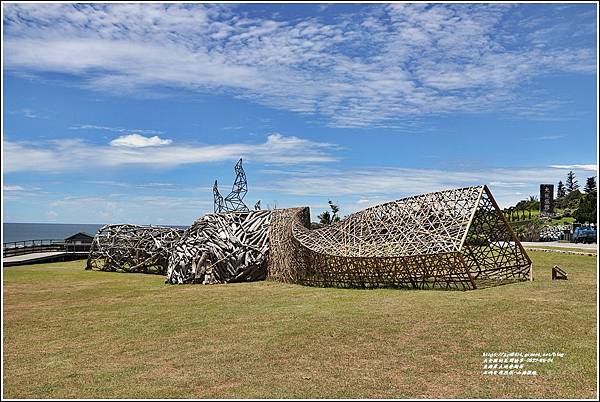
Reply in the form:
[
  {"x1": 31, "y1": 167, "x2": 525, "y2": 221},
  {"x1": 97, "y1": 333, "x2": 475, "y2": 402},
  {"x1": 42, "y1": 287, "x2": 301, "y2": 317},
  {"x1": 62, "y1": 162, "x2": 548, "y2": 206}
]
[
  {"x1": 165, "y1": 210, "x2": 271, "y2": 284},
  {"x1": 268, "y1": 186, "x2": 531, "y2": 290},
  {"x1": 86, "y1": 224, "x2": 184, "y2": 274},
  {"x1": 87, "y1": 184, "x2": 530, "y2": 291}
]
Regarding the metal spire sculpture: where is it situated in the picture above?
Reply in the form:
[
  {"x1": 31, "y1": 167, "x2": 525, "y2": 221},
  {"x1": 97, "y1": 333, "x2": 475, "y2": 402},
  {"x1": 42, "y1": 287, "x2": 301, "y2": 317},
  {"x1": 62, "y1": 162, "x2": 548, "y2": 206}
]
[
  {"x1": 224, "y1": 159, "x2": 249, "y2": 211},
  {"x1": 213, "y1": 158, "x2": 250, "y2": 213},
  {"x1": 213, "y1": 180, "x2": 224, "y2": 213}
]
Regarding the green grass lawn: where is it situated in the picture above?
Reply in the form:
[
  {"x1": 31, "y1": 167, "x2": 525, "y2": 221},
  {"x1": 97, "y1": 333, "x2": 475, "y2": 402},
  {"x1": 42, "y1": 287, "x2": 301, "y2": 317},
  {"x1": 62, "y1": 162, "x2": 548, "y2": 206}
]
[
  {"x1": 506, "y1": 209, "x2": 576, "y2": 226},
  {"x1": 3, "y1": 252, "x2": 597, "y2": 399},
  {"x1": 550, "y1": 216, "x2": 577, "y2": 225}
]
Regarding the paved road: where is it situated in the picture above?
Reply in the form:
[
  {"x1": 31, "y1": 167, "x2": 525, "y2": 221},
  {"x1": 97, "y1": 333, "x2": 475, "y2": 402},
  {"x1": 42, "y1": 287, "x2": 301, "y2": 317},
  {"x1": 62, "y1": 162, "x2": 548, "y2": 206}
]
[
  {"x1": 3, "y1": 251, "x2": 67, "y2": 264},
  {"x1": 521, "y1": 241, "x2": 597, "y2": 250},
  {"x1": 3, "y1": 251, "x2": 89, "y2": 266}
]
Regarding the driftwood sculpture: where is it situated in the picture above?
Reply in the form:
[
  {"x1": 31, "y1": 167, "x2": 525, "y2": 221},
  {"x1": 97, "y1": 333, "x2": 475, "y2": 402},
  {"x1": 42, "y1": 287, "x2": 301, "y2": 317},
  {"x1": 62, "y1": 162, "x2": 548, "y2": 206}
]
[
  {"x1": 87, "y1": 184, "x2": 531, "y2": 291},
  {"x1": 165, "y1": 210, "x2": 271, "y2": 284},
  {"x1": 86, "y1": 224, "x2": 184, "y2": 274},
  {"x1": 268, "y1": 186, "x2": 532, "y2": 290}
]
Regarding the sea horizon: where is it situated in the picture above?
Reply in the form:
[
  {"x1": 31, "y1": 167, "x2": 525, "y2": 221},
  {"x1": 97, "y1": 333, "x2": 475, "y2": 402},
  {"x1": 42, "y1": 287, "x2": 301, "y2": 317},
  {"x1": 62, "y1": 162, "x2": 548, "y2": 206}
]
[{"x1": 2, "y1": 222, "x2": 188, "y2": 244}]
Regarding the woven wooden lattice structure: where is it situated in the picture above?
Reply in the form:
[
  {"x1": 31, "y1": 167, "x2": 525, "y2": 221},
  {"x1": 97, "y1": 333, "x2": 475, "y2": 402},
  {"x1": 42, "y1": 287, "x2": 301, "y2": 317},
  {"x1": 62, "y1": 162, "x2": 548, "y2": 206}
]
[
  {"x1": 165, "y1": 210, "x2": 271, "y2": 284},
  {"x1": 268, "y1": 185, "x2": 531, "y2": 290},
  {"x1": 86, "y1": 224, "x2": 184, "y2": 274},
  {"x1": 267, "y1": 207, "x2": 311, "y2": 284}
]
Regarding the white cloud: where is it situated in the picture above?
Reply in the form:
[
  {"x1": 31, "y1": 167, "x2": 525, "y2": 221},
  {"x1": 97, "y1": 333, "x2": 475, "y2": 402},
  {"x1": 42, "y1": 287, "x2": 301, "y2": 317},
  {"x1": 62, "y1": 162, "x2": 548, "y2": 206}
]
[
  {"x1": 46, "y1": 210, "x2": 58, "y2": 220},
  {"x1": 86, "y1": 180, "x2": 195, "y2": 191},
  {"x1": 535, "y1": 135, "x2": 565, "y2": 140},
  {"x1": 3, "y1": 3, "x2": 596, "y2": 128},
  {"x1": 110, "y1": 134, "x2": 173, "y2": 148},
  {"x1": 8, "y1": 109, "x2": 39, "y2": 118},
  {"x1": 70, "y1": 124, "x2": 164, "y2": 135},
  {"x1": 46, "y1": 194, "x2": 213, "y2": 225},
  {"x1": 550, "y1": 164, "x2": 597, "y2": 172},
  {"x1": 3, "y1": 133, "x2": 338, "y2": 172},
  {"x1": 22, "y1": 108, "x2": 37, "y2": 118},
  {"x1": 260, "y1": 164, "x2": 598, "y2": 208},
  {"x1": 3, "y1": 185, "x2": 25, "y2": 191}
]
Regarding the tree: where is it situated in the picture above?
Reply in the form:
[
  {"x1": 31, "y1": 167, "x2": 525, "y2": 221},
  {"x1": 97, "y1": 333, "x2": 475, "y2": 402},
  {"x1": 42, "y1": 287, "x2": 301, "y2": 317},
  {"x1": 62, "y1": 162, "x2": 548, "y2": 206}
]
[
  {"x1": 318, "y1": 201, "x2": 341, "y2": 225},
  {"x1": 328, "y1": 201, "x2": 341, "y2": 223},
  {"x1": 584, "y1": 176, "x2": 597, "y2": 194},
  {"x1": 574, "y1": 192, "x2": 597, "y2": 224},
  {"x1": 527, "y1": 195, "x2": 539, "y2": 210},
  {"x1": 566, "y1": 171, "x2": 579, "y2": 193},
  {"x1": 318, "y1": 210, "x2": 331, "y2": 225},
  {"x1": 557, "y1": 181, "x2": 566, "y2": 198},
  {"x1": 556, "y1": 189, "x2": 583, "y2": 210},
  {"x1": 514, "y1": 196, "x2": 538, "y2": 214}
]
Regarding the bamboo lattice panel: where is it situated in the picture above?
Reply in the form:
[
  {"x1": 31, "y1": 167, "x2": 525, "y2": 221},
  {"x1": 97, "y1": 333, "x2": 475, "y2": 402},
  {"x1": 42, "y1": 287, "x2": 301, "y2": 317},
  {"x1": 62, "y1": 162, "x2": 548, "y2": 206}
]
[
  {"x1": 268, "y1": 186, "x2": 531, "y2": 290},
  {"x1": 461, "y1": 187, "x2": 532, "y2": 285},
  {"x1": 267, "y1": 207, "x2": 311, "y2": 284}
]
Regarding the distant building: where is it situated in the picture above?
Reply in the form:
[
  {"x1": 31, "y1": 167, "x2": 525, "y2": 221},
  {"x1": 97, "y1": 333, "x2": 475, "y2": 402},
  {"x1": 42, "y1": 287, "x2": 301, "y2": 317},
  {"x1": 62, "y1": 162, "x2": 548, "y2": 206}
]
[{"x1": 64, "y1": 232, "x2": 94, "y2": 252}]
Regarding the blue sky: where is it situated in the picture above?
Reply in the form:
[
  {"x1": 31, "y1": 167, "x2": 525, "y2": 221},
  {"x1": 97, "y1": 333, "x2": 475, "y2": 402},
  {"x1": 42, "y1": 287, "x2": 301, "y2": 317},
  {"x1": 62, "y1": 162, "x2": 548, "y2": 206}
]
[{"x1": 2, "y1": 2, "x2": 598, "y2": 225}]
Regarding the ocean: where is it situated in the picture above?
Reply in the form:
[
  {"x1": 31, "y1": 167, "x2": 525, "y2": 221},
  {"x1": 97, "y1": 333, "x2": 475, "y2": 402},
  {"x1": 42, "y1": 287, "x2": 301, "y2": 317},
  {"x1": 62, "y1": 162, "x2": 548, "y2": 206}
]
[
  {"x1": 2, "y1": 223, "x2": 188, "y2": 244},
  {"x1": 2, "y1": 223, "x2": 106, "y2": 244}
]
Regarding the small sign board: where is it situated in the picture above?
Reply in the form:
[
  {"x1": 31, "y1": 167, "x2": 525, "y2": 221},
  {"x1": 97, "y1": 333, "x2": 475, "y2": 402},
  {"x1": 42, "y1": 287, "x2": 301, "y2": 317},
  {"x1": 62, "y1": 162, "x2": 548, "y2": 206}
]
[{"x1": 540, "y1": 184, "x2": 554, "y2": 214}]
